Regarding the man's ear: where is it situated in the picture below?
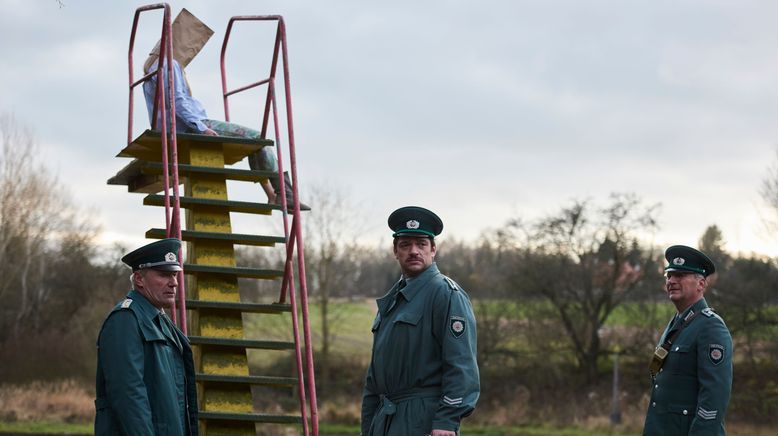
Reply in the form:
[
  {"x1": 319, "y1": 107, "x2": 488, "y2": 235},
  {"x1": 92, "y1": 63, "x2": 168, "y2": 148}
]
[
  {"x1": 132, "y1": 270, "x2": 144, "y2": 288},
  {"x1": 697, "y1": 276, "x2": 707, "y2": 292}
]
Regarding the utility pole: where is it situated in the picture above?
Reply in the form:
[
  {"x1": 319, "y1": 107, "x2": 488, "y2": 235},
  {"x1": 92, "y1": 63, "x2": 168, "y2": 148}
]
[{"x1": 610, "y1": 348, "x2": 622, "y2": 425}]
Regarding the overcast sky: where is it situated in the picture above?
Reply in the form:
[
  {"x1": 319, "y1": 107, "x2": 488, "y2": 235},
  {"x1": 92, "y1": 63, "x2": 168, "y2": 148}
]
[{"x1": 2, "y1": 0, "x2": 778, "y2": 256}]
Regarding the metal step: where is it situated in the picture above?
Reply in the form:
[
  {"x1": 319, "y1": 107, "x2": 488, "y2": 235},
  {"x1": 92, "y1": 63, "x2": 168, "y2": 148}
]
[
  {"x1": 146, "y1": 228, "x2": 286, "y2": 247},
  {"x1": 188, "y1": 336, "x2": 295, "y2": 350},
  {"x1": 144, "y1": 162, "x2": 278, "y2": 182},
  {"x1": 108, "y1": 159, "x2": 279, "y2": 194},
  {"x1": 196, "y1": 373, "x2": 297, "y2": 387},
  {"x1": 198, "y1": 411, "x2": 302, "y2": 424},
  {"x1": 117, "y1": 129, "x2": 275, "y2": 165},
  {"x1": 182, "y1": 264, "x2": 283, "y2": 279},
  {"x1": 144, "y1": 194, "x2": 279, "y2": 214},
  {"x1": 186, "y1": 300, "x2": 292, "y2": 314}
]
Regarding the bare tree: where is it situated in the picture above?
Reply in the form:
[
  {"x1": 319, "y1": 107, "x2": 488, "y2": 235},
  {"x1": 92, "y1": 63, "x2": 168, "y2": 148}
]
[
  {"x1": 0, "y1": 113, "x2": 95, "y2": 341},
  {"x1": 435, "y1": 236, "x2": 522, "y2": 368},
  {"x1": 702, "y1": 224, "x2": 778, "y2": 370},
  {"x1": 503, "y1": 193, "x2": 662, "y2": 383},
  {"x1": 0, "y1": 114, "x2": 123, "y2": 383},
  {"x1": 302, "y1": 183, "x2": 367, "y2": 385},
  {"x1": 761, "y1": 150, "x2": 778, "y2": 237}
]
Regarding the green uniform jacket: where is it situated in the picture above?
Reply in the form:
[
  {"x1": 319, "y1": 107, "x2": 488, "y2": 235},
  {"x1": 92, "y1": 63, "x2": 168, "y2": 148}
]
[
  {"x1": 361, "y1": 263, "x2": 480, "y2": 436},
  {"x1": 643, "y1": 298, "x2": 733, "y2": 436},
  {"x1": 95, "y1": 290, "x2": 198, "y2": 435}
]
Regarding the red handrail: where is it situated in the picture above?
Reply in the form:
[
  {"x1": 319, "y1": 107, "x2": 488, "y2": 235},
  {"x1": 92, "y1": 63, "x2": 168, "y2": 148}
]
[
  {"x1": 220, "y1": 15, "x2": 318, "y2": 436},
  {"x1": 127, "y1": 3, "x2": 187, "y2": 333}
]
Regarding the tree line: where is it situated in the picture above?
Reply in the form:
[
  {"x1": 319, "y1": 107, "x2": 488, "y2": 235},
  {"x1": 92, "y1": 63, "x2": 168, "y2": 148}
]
[
  {"x1": 248, "y1": 191, "x2": 778, "y2": 381},
  {"x1": 2, "y1": 113, "x2": 778, "y2": 424}
]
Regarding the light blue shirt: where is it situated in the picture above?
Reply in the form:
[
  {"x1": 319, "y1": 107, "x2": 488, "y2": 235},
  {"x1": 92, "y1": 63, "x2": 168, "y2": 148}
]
[{"x1": 143, "y1": 59, "x2": 208, "y2": 133}]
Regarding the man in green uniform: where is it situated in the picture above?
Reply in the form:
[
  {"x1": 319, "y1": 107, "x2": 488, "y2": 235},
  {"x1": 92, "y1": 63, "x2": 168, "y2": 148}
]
[
  {"x1": 94, "y1": 238, "x2": 198, "y2": 435},
  {"x1": 361, "y1": 206, "x2": 480, "y2": 436},
  {"x1": 643, "y1": 245, "x2": 733, "y2": 436}
]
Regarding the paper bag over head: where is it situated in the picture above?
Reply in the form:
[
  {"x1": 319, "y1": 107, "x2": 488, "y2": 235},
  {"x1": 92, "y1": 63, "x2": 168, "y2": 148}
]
[{"x1": 143, "y1": 8, "x2": 214, "y2": 73}]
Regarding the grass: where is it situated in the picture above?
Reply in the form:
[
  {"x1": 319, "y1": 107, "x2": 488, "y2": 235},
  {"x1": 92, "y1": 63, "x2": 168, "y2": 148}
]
[
  {"x1": 0, "y1": 380, "x2": 93, "y2": 424},
  {"x1": 3, "y1": 420, "x2": 776, "y2": 436},
  {"x1": 244, "y1": 299, "x2": 376, "y2": 368},
  {"x1": 0, "y1": 420, "x2": 91, "y2": 434},
  {"x1": 3, "y1": 301, "x2": 777, "y2": 434},
  {"x1": 318, "y1": 423, "x2": 640, "y2": 435},
  {"x1": 0, "y1": 421, "x2": 639, "y2": 435}
]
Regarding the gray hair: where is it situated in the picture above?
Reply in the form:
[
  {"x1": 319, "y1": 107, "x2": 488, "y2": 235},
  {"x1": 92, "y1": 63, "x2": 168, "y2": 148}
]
[
  {"x1": 695, "y1": 273, "x2": 708, "y2": 289},
  {"x1": 129, "y1": 270, "x2": 146, "y2": 288}
]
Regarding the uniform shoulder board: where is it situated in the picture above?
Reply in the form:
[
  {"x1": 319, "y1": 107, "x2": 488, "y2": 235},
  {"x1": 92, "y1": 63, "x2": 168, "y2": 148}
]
[
  {"x1": 120, "y1": 298, "x2": 133, "y2": 309},
  {"x1": 442, "y1": 275, "x2": 460, "y2": 291},
  {"x1": 701, "y1": 307, "x2": 725, "y2": 322}
]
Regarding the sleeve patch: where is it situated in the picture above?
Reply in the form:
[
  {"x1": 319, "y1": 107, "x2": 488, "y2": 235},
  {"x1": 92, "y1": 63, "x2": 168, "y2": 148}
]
[
  {"x1": 709, "y1": 344, "x2": 725, "y2": 365},
  {"x1": 450, "y1": 316, "x2": 466, "y2": 338},
  {"x1": 443, "y1": 395, "x2": 463, "y2": 406},
  {"x1": 697, "y1": 407, "x2": 718, "y2": 420}
]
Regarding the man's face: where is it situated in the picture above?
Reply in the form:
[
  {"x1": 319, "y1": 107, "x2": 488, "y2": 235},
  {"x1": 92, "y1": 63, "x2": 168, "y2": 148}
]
[
  {"x1": 393, "y1": 236, "x2": 436, "y2": 278},
  {"x1": 665, "y1": 271, "x2": 705, "y2": 311},
  {"x1": 135, "y1": 268, "x2": 179, "y2": 309}
]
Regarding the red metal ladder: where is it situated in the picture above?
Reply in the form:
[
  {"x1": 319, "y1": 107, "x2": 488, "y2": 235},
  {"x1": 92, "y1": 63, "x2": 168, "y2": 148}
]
[{"x1": 108, "y1": 4, "x2": 319, "y2": 434}]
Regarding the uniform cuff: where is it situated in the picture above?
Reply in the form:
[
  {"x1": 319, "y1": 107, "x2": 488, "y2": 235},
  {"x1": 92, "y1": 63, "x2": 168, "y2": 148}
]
[{"x1": 431, "y1": 420, "x2": 458, "y2": 432}]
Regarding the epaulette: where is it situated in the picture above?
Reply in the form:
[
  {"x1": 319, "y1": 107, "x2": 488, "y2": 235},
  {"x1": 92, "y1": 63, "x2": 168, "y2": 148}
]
[
  {"x1": 701, "y1": 307, "x2": 725, "y2": 323},
  {"x1": 442, "y1": 275, "x2": 460, "y2": 291},
  {"x1": 120, "y1": 298, "x2": 133, "y2": 309}
]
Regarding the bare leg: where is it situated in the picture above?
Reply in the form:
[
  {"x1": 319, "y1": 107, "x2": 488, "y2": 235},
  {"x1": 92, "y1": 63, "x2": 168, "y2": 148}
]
[{"x1": 261, "y1": 179, "x2": 275, "y2": 203}]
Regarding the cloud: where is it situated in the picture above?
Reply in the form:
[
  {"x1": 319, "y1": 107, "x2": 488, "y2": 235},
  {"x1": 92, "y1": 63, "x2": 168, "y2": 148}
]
[{"x1": 2, "y1": 0, "x2": 778, "y2": 257}]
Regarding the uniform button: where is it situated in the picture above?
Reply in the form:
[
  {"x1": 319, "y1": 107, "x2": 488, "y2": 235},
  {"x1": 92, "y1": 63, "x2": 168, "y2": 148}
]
[
  {"x1": 659, "y1": 368, "x2": 663, "y2": 373},
  {"x1": 683, "y1": 410, "x2": 688, "y2": 415},
  {"x1": 652, "y1": 402, "x2": 656, "y2": 407},
  {"x1": 654, "y1": 384, "x2": 659, "y2": 388}
]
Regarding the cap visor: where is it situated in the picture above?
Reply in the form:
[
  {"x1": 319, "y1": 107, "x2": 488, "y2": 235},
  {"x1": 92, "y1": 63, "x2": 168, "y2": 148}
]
[
  {"x1": 393, "y1": 229, "x2": 435, "y2": 238},
  {"x1": 664, "y1": 266, "x2": 704, "y2": 275},
  {"x1": 151, "y1": 264, "x2": 183, "y2": 272}
]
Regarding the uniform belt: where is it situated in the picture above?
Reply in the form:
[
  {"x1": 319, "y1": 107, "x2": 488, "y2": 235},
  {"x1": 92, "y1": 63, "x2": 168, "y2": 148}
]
[
  {"x1": 383, "y1": 386, "x2": 441, "y2": 404},
  {"x1": 368, "y1": 387, "x2": 442, "y2": 435}
]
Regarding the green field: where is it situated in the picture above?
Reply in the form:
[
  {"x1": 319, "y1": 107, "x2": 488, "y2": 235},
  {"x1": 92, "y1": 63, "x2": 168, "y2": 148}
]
[
  {"x1": 242, "y1": 298, "x2": 679, "y2": 367},
  {"x1": 0, "y1": 421, "x2": 640, "y2": 435},
  {"x1": 0, "y1": 420, "x2": 92, "y2": 434},
  {"x1": 3, "y1": 299, "x2": 776, "y2": 434}
]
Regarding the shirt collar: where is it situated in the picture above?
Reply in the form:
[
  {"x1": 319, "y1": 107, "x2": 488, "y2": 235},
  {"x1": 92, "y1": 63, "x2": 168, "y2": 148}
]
[
  {"x1": 398, "y1": 263, "x2": 440, "y2": 302},
  {"x1": 127, "y1": 289, "x2": 165, "y2": 320},
  {"x1": 677, "y1": 297, "x2": 709, "y2": 322}
]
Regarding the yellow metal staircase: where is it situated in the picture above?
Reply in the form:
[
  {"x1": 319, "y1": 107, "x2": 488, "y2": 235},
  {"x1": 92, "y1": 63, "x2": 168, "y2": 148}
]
[
  {"x1": 109, "y1": 129, "x2": 311, "y2": 434},
  {"x1": 108, "y1": 4, "x2": 319, "y2": 434}
]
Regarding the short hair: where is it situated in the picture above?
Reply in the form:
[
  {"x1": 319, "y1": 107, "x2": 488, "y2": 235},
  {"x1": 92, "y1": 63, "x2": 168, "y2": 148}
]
[
  {"x1": 393, "y1": 235, "x2": 435, "y2": 249},
  {"x1": 129, "y1": 269, "x2": 147, "y2": 288}
]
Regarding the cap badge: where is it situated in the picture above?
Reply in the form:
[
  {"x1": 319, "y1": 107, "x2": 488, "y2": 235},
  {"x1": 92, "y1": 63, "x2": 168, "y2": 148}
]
[
  {"x1": 673, "y1": 257, "x2": 685, "y2": 266},
  {"x1": 165, "y1": 252, "x2": 177, "y2": 262},
  {"x1": 406, "y1": 220, "x2": 420, "y2": 229}
]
